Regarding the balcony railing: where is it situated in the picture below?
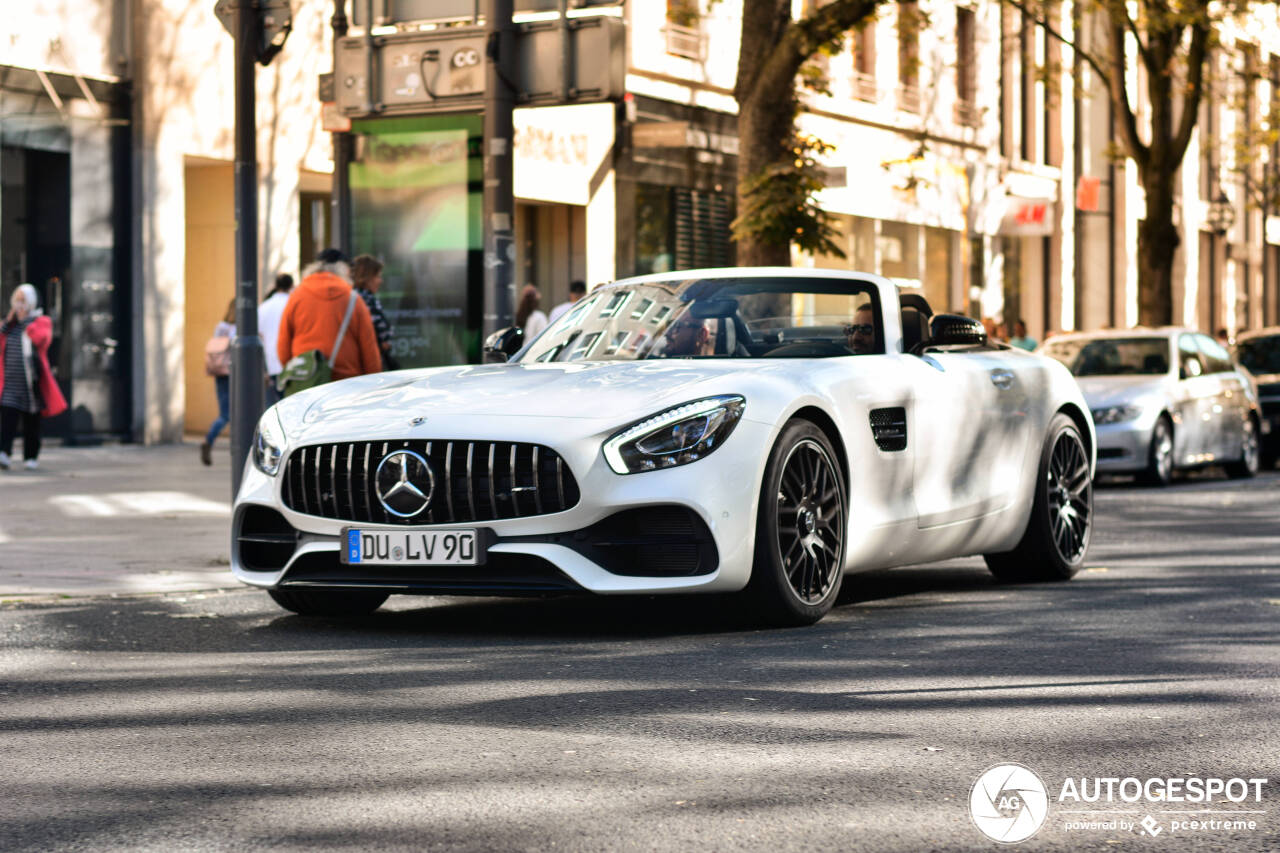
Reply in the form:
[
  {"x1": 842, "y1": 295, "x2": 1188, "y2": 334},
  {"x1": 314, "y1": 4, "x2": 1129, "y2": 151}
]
[
  {"x1": 954, "y1": 100, "x2": 981, "y2": 127},
  {"x1": 665, "y1": 24, "x2": 704, "y2": 61},
  {"x1": 897, "y1": 85, "x2": 921, "y2": 114},
  {"x1": 852, "y1": 71, "x2": 878, "y2": 103}
]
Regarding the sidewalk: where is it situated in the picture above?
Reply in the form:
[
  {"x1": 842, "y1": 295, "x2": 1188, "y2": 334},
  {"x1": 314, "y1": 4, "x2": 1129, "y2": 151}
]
[{"x1": 0, "y1": 441, "x2": 244, "y2": 599}]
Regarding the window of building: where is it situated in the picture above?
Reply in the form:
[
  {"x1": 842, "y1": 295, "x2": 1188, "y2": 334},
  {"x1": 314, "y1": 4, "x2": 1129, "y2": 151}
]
[
  {"x1": 1201, "y1": 50, "x2": 1218, "y2": 201},
  {"x1": 633, "y1": 184, "x2": 735, "y2": 276},
  {"x1": 1019, "y1": 12, "x2": 1034, "y2": 162},
  {"x1": 898, "y1": 1, "x2": 921, "y2": 112},
  {"x1": 666, "y1": 0, "x2": 703, "y2": 60},
  {"x1": 852, "y1": 22, "x2": 877, "y2": 102},
  {"x1": 924, "y1": 227, "x2": 954, "y2": 312},
  {"x1": 999, "y1": 7, "x2": 1011, "y2": 157},
  {"x1": 955, "y1": 6, "x2": 977, "y2": 126},
  {"x1": 634, "y1": 183, "x2": 672, "y2": 276},
  {"x1": 801, "y1": 0, "x2": 832, "y2": 91},
  {"x1": 673, "y1": 188, "x2": 734, "y2": 270}
]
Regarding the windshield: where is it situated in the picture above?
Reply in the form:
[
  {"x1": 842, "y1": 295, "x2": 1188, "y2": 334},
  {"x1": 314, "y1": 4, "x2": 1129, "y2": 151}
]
[
  {"x1": 1237, "y1": 335, "x2": 1280, "y2": 375},
  {"x1": 517, "y1": 276, "x2": 884, "y2": 363},
  {"x1": 1041, "y1": 337, "x2": 1171, "y2": 377}
]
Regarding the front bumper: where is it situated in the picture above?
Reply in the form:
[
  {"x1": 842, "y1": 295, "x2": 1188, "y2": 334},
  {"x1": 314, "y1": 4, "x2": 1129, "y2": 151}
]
[
  {"x1": 1093, "y1": 419, "x2": 1154, "y2": 473},
  {"x1": 231, "y1": 418, "x2": 774, "y2": 596}
]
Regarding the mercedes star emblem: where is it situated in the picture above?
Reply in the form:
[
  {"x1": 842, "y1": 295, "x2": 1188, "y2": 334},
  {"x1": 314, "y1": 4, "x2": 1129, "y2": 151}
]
[{"x1": 374, "y1": 450, "x2": 436, "y2": 518}]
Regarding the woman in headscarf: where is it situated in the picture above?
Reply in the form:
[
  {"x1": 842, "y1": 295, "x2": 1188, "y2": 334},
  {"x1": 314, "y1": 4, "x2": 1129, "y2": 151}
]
[{"x1": 0, "y1": 284, "x2": 67, "y2": 470}]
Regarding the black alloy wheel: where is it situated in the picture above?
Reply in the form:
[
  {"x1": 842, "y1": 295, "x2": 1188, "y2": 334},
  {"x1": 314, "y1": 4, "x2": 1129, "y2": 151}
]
[
  {"x1": 1045, "y1": 426, "x2": 1092, "y2": 564},
  {"x1": 747, "y1": 420, "x2": 847, "y2": 626},
  {"x1": 985, "y1": 412, "x2": 1092, "y2": 582}
]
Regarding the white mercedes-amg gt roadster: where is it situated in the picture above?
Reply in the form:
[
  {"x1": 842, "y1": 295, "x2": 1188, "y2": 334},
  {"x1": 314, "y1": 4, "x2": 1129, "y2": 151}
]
[{"x1": 233, "y1": 269, "x2": 1095, "y2": 626}]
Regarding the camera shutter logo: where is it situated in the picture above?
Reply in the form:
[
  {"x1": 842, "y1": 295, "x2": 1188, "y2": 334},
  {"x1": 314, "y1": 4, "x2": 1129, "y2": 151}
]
[
  {"x1": 375, "y1": 450, "x2": 435, "y2": 518},
  {"x1": 970, "y1": 764, "x2": 1049, "y2": 843}
]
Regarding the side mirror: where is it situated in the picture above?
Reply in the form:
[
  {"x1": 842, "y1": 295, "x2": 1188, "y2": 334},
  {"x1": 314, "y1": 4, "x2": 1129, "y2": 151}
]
[
  {"x1": 925, "y1": 314, "x2": 987, "y2": 349},
  {"x1": 1180, "y1": 357, "x2": 1202, "y2": 380},
  {"x1": 483, "y1": 326, "x2": 524, "y2": 363}
]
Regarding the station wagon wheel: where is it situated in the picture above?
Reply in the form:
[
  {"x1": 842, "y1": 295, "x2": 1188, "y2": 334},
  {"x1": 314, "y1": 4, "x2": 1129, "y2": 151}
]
[
  {"x1": 747, "y1": 420, "x2": 847, "y2": 626},
  {"x1": 985, "y1": 413, "x2": 1091, "y2": 582},
  {"x1": 1142, "y1": 416, "x2": 1174, "y2": 486},
  {"x1": 1225, "y1": 416, "x2": 1260, "y2": 479}
]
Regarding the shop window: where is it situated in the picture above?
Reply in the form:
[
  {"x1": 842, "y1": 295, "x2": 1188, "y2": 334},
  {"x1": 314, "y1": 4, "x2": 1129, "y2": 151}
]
[
  {"x1": 924, "y1": 227, "x2": 953, "y2": 313},
  {"x1": 879, "y1": 220, "x2": 917, "y2": 287},
  {"x1": 635, "y1": 183, "x2": 672, "y2": 276},
  {"x1": 673, "y1": 188, "x2": 734, "y2": 270},
  {"x1": 634, "y1": 184, "x2": 734, "y2": 275}
]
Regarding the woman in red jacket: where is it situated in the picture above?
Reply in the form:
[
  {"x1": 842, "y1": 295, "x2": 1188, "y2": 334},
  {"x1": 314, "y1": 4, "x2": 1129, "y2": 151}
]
[{"x1": 0, "y1": 284, "x2": 68, "y2": 470}]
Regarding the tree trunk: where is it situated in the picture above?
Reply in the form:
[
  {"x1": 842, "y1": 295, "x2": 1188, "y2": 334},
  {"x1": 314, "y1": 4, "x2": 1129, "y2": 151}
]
[
  {"x1": 731, "y1": 0, "x2": 880, "y2": 268},
  {"x1": 1136, "y1": 177, "x2": 1178, "y2": 326},
  {"x1": 735, "y1": 93, "x2": 797, "y2": 267}
]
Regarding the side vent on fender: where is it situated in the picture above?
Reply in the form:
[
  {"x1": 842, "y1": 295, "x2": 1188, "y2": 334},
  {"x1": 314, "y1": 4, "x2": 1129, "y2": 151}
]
[{"x1": 870, "y1": 407, "x2": 908, "y2": 451}]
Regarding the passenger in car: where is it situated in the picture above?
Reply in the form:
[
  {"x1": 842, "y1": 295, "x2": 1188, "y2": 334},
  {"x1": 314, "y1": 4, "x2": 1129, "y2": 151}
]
[{"x1": 845, "y1": 303, "x2": 876, "y2": 354}]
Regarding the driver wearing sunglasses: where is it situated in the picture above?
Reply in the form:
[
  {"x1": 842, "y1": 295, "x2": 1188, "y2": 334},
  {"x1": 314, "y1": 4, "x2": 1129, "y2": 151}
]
[
  {"x1": 845, "y1": 303, "x2": 877, "y2": 354},
  {"x1": 663, "y1": 315, "x2": 711, "y2": 357}
]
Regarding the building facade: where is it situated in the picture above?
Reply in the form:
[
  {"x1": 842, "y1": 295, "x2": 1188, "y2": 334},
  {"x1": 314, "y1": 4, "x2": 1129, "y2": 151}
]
[{"x1": 2, "y1": 1, "x2": 1278, "y2": 444}]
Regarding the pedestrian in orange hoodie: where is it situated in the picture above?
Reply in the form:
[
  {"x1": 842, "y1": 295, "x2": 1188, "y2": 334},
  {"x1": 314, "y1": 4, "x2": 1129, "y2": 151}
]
[{"x1": 277, "y1": 249, "x2": 381, "y2": 382}]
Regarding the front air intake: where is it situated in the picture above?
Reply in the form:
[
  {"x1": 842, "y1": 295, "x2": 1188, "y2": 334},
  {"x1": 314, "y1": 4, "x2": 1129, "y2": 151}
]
[{"x1": 869, "y1": 407, "x2": 907, "y2": 451}]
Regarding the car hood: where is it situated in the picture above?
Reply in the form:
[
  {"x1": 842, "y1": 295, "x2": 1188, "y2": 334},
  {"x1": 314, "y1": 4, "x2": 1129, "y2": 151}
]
[
  {"x1": 277, "y1": 360, "x2": 783, "y2": 441},
  {"x1": 1075, "y1": 375, "x2": 1170, "y2": 409}
]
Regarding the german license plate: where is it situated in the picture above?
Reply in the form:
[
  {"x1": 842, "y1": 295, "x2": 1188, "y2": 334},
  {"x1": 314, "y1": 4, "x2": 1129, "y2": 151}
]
[{"x1": 342, "y1": 528, "x2": 483, "y2": 566}]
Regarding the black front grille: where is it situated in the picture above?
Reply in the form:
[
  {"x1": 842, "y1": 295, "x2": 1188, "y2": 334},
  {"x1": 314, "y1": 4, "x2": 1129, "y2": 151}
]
[{"x1": 281, "y1": 440, "x2": 580, "y2": 524}]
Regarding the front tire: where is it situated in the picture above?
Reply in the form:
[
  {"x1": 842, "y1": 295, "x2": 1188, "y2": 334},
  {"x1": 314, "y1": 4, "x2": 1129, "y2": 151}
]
[
  {"x1": 1141, "y1": 415, "x2": 1174, "y2": 486},
  {"x1": 985, "y1": 413, "x2": 1092, "y2": 582},
  {"x1": 268, "y1": 588, "x2": 389, "y2": 617},
  {"x1": 745, "y1": 420, "x2": 847, "y2": 626},
  {"x1": 1225, "y1": 416, "x2": 1260, "y2": 479}
]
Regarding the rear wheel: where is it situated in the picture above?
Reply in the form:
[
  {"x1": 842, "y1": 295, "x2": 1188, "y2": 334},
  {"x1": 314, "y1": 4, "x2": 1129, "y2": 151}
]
[
  {"x1": 985, "y1": 413, "x2": 1092, "y2": 582},
  {"x1": 745, "y1": 420, "x2": 847, "y2": 626},
  {"x1": 1141, "y1": 416, "x2": 1174, "y2": 487},
  {"x1": 1225, "y1": 416, "x2": 1260, "y2": 479},
  {"x1": 268, "y1": 588, "x2": 389, "y2": 617}
]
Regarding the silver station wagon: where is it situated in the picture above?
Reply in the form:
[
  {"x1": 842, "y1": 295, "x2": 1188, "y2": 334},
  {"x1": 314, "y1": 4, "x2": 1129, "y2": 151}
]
[{"x1": 1040, "y1": 329, "x2": 1261, "y2": 485}]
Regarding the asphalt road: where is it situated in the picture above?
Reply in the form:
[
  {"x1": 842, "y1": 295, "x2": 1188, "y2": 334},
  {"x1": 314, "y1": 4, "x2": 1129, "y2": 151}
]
[{"x1": 2, "y1": 470, "x2": 1278, "y2": 852}]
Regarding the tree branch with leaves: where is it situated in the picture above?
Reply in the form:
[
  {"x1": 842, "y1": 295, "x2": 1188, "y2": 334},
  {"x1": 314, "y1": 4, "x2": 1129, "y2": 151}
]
[
  {"x1": 1007, "y1": 0, "x2": 1218, "y2": 326},
  {"x1": 731, "y1": 0, "x2": 883, "y2": 266}
]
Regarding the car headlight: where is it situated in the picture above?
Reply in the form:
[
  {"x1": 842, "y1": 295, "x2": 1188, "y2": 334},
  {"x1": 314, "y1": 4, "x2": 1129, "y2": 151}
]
[
  {"x1": 1090, "y1": 405, "x2": 1144, "y2": 425},
  {"x1": 252, "y1": 408, "x2": 286, "y2": 476},
  {"x1": 603, "y1": 395, "x2": 745, "y2": 474}
]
